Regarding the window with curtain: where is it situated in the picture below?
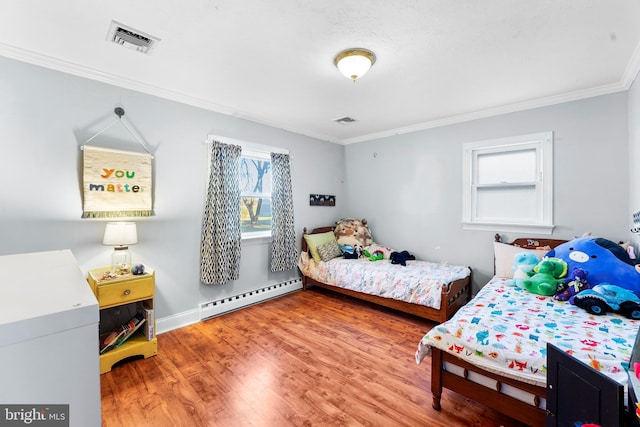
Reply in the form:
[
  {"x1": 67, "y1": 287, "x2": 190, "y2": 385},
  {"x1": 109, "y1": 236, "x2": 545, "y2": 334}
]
[
  {"x1": 200, "y1": 140, "x2": 242, "y2": 285},
  {"x1": 207, "y1": 135, "x2": 288, "y2": 240},
  {"x1": 205, "y1": 135, "x2": 297, "y2": 272},
  {"x1": 270, "y1": 152, "x2": 297, "y2": 272}
]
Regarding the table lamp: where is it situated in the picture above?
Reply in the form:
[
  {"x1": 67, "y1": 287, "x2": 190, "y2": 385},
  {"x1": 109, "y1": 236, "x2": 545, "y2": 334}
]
[{"x1": 103, "y1": 221, "x2": 137, "y2": 273}]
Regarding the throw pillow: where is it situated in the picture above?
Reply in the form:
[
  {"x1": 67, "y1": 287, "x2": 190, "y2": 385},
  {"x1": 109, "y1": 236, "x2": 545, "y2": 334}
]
[
  {"x1": 494, "y1": 241, "x2": 546, "y2": 278},
  {"x1": 317, "y1": 239, "x2": 343, "y2": 262},
  {"x1": 304, "y1": 232, "x2": 337, "y2": 262}
]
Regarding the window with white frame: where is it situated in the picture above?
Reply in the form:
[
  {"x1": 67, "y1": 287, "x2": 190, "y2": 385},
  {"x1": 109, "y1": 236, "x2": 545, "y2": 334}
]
[
  {"x1": 207, "y1": 135, "x2": 288, "y2": 239},
  {"x1": 462, "y1": 131, "x2": 554, "y2": 234},
  {"x1": 239, "y1": 147, "x2": 272, "y2": 237}
]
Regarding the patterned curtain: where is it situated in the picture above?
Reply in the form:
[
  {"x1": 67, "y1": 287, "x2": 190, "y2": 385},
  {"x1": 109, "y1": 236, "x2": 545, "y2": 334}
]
[
  {"x1": 200, "y1": 141, "x2": 242, "y2": 285},
  {"x1": 270, "y1": 152, "x2": 297, "y2": 272}
]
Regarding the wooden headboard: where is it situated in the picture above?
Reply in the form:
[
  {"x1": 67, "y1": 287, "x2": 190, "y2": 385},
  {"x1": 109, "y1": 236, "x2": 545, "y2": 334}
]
[
  {"x1": 494, "y1": 233, "x2": 567, "y2": 250},
  {"x1": 494, "y1": 234, "x2": 568, "y2": 276}
]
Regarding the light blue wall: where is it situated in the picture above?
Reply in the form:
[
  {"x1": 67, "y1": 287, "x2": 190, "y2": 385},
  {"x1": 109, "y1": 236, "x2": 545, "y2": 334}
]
[
  {"x1": 344, "y1": 93, "x2": 630, "y2": 289},
  {"x1": 630, "y1": 72, "x2": 640, "y2": 248},
  {"x1": 0, "y1": 56, "x2": 347, "y2": 321},
  {"x1": 1, "y1": 53, "x2": 637, "y2": 317}
]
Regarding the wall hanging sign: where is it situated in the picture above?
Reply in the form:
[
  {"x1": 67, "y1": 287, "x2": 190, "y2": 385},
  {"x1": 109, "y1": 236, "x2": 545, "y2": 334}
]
[
  {"x1": 81, "y1": 107, "x2": 154, "y2": 218},
  {"x1": 82, "y1": 146, "x2": 153, "y2": 218},
  {"x1": 309, "y1": 194, "x2": 335, "y2": 206}
]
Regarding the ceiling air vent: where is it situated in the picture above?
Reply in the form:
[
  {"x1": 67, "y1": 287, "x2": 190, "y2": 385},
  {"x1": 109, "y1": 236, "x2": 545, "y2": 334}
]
[
  {"x1": 334, "y1": 116, "x2": 357, "y2": 125},
  {"x1": 107, "y1": 21, "x2": 160, "y2": 54}
]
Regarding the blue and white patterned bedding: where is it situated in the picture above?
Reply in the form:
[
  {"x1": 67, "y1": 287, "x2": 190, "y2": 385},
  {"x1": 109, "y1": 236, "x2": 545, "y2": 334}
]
[
  {"x1": 298, "y1": 252, "x2": 471, "y2": 309},
  {"x1": 415, "y1": 276, "x2": 640, "y2": 387}
]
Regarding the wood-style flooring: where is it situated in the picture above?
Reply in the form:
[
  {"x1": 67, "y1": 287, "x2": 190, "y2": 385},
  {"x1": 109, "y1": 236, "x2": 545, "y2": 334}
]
[{"x1": 100, "y1": 287, "x2": 527, "y2": 426}]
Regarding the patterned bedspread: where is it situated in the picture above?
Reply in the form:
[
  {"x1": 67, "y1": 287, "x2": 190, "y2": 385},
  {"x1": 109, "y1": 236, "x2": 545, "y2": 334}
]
[
  {"x1": 298, "y1": 252, "x2": 471, "y2": 309},
  {"x1": 415, "y1": 276, "x2": 640, "y2": 387}
]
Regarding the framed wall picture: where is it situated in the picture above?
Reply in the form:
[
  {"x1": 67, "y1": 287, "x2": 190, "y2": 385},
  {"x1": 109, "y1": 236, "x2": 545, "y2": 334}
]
[{"x1": 309, "y1": 194, "x2": 335, "y2": 206}]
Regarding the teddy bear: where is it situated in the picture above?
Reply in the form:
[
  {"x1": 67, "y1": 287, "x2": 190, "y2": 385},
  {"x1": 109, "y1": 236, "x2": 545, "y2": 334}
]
[
  {"x1": 505, "y1": 252, "x2": 540, "y2": 288},
  {"x1": 334, "y1": 218, "x2": 374, "y2": 248},
  {"x1": 554, "y1": 267, "x2": 590, "y2": 302},
  {"x1": 521, "y1": 257, "x2": 568, "y2": 296}
]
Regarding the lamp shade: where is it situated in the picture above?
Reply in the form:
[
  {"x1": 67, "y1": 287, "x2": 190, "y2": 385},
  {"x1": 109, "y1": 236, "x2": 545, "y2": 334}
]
[
  {"x1": 103, "y1": 222, "x2": 138, "y2": 246},
  {"x1": 334, "y1": 48, "x2": 376, "y2": 81}
]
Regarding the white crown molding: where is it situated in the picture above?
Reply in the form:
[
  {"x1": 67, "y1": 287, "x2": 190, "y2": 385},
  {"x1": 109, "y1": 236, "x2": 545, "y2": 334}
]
[
  {"x1": 342, "y1": 80, "x2": 630, "y2": 145},
  {"x1": 2, "y1": 39, "x2": 638, "y2": 147},
  {"x1": 343, "y1": 39, "x2": 640, "y2": 145},
  {"x1": 622, "y1": 39, "x2": 640, "y2": 89},
  {"x1": 0, "y1": 42, "x2": 339, "y2": 144}
]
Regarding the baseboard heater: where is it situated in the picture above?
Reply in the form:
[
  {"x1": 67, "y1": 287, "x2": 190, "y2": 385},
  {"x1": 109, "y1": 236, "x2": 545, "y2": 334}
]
[{"x1": 199, "y1": 278, "x2": 302, "y2": 321}]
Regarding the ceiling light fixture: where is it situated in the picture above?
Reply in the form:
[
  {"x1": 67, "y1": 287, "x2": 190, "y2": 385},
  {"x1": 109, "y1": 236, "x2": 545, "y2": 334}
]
[{"x1": 333, "y1": 48, "x2": 376, "y2": 82}]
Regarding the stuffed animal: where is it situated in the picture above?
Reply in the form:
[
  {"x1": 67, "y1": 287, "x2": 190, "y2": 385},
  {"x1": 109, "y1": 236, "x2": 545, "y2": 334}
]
[
  {"x1": 364, "y1": 244, "x2": 394, "y2": 259},
  {"x1": 505, "y1": 252, "x2": 540, "y2": 288},
  {"x1": 554, "y1": 267, "x2": 590, "y2": 302},
  {"x1": 390, "y1": 250, "x2": 415, "y2": 266},
  {"x1": 620, "y1": 241, "x2": 637, "y2": 260},
  {"x1": 364, "y1": 249, "x2": 384, "y2": 261},
  {"x1": 573, "y1": 283, "x2": 640, "y2": 319},
  {"x1": 334, "y1": 218, "x2": 374, "y2": 248},
  {"x1": 521, "y1": 257, "x2": 568, "y2": 296},
  {"x1": 545, "y1": 237, "x2": 640, "y2": 296},
  {"x1": 340, "y1": 244, "x2": 363, "y2": 259}
]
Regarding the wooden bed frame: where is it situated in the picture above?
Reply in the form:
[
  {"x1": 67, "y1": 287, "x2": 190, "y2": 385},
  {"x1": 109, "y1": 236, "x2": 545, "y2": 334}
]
[
  {"x1": 430, "y1": 234, "x2": 568, "y2": 426},
  {"x1": 300, "y1": 226, "x2": 472, "y2": 323}
]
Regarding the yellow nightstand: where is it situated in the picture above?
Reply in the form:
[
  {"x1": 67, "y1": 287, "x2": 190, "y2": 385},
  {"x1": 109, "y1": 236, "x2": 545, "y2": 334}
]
[{"x1": 87, "y1": 266, "x2": 158, "y2": 374}]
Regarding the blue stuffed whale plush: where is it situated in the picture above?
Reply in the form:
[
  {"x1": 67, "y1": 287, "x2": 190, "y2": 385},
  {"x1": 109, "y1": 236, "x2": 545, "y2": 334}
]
[{"x1": 545, "y1": 237, "x2": 640, "y2": 296}]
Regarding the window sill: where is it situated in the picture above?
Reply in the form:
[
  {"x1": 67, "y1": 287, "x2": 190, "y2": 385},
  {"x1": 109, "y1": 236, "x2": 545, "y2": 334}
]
[
  {"x1": 241, "y1": 233, "x2": 272, "y2": 246},
  {"x1": 462, "y1": 221, "x2": 555, "y2": 235}
]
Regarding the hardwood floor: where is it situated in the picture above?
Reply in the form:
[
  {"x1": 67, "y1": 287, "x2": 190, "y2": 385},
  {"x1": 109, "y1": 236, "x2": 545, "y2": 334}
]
[{"x1": 100, "y1": 287, "x2": 527, "y2": 426}]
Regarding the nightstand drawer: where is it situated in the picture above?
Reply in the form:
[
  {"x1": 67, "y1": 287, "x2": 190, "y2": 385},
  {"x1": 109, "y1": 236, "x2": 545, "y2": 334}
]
[{"x1": 95, "y1": 275, "x2": 154, "y2": 308}]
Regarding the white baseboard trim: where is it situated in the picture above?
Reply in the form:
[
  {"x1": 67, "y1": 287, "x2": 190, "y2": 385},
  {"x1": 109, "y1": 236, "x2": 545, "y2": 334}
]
[
  {"x1": 156, "y1": 309, "x2": 199, "y2": 335},
  {"x1": 155, "y1": 278, "x2": 303, "y2": 335},
  {"x1": 199, "y1": 278, "x2": 302, "y2": 321}
]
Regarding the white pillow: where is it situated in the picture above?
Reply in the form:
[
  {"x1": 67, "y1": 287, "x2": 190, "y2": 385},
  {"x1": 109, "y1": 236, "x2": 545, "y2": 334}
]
[{"x1": 493, "y1": 242, "x2": 547, "y2": 278}]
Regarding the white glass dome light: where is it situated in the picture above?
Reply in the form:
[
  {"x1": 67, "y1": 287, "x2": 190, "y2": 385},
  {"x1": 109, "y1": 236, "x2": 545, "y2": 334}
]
[{"x1": 334, "y1": 48, "x2": 376, "y2": 82}]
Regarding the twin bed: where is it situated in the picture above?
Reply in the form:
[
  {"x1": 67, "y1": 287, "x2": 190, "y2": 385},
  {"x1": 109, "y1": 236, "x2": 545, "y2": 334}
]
[
  {"x1": 416, "y1": 236, "x2": 640, "y2": 426},
  {"x1": 298, "y1": 225, "x2": 472, "y2": 323},
  {"x1": 299, "y1": 227, "x2": 640, "y2": 425}
]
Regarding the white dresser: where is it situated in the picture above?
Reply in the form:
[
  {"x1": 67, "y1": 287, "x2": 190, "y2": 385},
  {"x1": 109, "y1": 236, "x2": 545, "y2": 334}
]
[{"x1": 0, "y1": 250, "x2": 101, "y2": 426}]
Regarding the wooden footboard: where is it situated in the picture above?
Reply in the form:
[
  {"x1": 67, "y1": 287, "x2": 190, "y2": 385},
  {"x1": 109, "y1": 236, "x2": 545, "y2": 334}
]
[
  {"x1": 427, "y1": 235, "x2": 570, "y2": 426},
  {"x1": 440, "y1": 274, "x2": 472, "y2": 323},
  {"x1": 431, "y1": 347, "x2": 547, "y2": 426},
  {"x1": 300, "y1": 226, "x2": 472, "y2": 323}
]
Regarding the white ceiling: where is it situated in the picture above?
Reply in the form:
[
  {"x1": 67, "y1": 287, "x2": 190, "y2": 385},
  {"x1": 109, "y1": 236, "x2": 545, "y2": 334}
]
[{"x1": 2, "y1": 1, "x2": 640, "y2": 144}]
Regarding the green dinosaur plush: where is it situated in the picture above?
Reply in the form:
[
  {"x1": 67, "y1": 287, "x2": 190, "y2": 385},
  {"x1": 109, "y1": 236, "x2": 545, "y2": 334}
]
[
  {"x1": 521, "y1": 257, "x2": 568, "y2": 296},
  {"x1": 363, "y1": 249, "x2": 384, "y2": 261}
]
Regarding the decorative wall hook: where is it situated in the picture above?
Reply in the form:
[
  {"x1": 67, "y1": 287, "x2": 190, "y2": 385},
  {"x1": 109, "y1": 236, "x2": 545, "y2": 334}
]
[{"x1": 81, "y1": 107, "x2": 153, "y2": 158}]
